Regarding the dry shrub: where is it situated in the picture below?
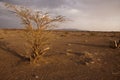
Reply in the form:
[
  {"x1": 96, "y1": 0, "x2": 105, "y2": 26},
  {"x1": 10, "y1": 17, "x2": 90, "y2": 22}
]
[
  {"x1": 113, "y1": 40, "x2": 120, "y2": 48},
  {"x1": 110, "y1": 40, "x2": 120, "y2": 49},
  {"x1": 79, "y1": 52, "x2": 95, "y2": 65},
  {"x1": 66, "y1": 50, "x2": 101, "y2": 66},
  {"x1": 5, "y1": 3, "x2": 65, "y2": 64}
]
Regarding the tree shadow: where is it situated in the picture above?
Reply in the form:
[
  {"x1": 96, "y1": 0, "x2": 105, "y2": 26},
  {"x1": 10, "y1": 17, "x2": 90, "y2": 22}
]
[{"x1": 0, "y1": 40, "x2": 30, "y2": 61}]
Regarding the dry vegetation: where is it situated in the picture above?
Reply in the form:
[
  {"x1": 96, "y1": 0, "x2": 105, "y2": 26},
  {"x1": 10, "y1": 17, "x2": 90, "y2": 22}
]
[{"x1": 5, "y1": 3, "x2": 65, "y2": 64}]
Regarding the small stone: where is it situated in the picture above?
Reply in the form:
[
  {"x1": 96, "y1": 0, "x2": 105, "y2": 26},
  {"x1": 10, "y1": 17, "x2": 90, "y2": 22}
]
[
  {"x1": 91, "y1": 61, "x2": 95, "y2": 64},
  {"x1": 85, "y1": 40, "x2": 88, "y2": 43},
  {"x1": 66, "y1": 49, "x2": 72, "y2": 52},
  {"x1": 66, "y1": 52, "x2": 73, "y2": 56},
  {"x1": 35, "y1": 75, "x2": 39, "y2": 79},
  {"x1": 85, "y1": 62, "x2": 89, "y2": 65},
  {"x1": 97, "y1": 59, "x2": 101, "y2": 61},
  {"x1": 68, "y1": 43, "x2": 72, "y2": 46}
]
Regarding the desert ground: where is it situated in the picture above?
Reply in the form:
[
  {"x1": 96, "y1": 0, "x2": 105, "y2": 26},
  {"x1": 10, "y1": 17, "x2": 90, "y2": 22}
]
[{"x1": 0, "y1": 29, "x2": 120, "y2": 80}]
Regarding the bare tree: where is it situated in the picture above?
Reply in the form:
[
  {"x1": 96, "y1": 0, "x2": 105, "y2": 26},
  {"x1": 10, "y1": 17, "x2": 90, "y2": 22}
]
[{"x1": 5, "y1": 3, "x2": 65, "y2": 64}]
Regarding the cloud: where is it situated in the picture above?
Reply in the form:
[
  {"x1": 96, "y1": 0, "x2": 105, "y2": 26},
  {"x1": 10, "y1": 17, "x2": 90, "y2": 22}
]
[
  {"x1": 0, "y1": 2, "x2": 21, "y2": 28},
  {"x1": 0, "y1": 0, "x2": 120, "y2": 31},
  {"x1": 1, "y1": 0, "x2": 67, "y2": 8}
]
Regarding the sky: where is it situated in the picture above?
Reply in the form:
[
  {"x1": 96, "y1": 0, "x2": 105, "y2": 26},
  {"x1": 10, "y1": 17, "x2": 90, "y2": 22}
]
[{"x1": 0, "y1": 0, "x2": 120, "y2": 31}]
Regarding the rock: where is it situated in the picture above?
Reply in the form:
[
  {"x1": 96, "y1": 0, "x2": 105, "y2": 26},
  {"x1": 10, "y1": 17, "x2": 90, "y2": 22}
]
[
  {"x1": 68, "y1": 43, "x2": 72, "y2": 46},
  {"x1": 35, "y1": 75, "x2": 39, "y2": 79}
]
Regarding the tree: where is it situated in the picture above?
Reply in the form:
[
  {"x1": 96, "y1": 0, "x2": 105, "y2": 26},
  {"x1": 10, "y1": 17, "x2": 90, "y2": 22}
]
[{"x1": 5, "y1": 3, "x2": 65, "y2": 64}]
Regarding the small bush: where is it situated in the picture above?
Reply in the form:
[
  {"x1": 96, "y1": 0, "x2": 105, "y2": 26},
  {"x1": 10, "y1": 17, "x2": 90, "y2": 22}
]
[{"x1": 109, "y1": 40, "x2": 120, "y2": 49}]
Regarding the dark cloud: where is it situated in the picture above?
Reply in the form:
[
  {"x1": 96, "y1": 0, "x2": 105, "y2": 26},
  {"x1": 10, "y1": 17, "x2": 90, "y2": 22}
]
[
  {"x1": 0, "y1": 0, "x2": 67, "y2": 8},
  {"x1": 0, "y1": 0, "x2": 120, "y2": 31},
  {"x1": 35, "y1": 0, "x2": 67, "y2": 8}
]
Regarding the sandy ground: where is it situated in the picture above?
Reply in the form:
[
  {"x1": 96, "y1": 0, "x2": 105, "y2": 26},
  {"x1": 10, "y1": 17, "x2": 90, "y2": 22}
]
[{"x1": 0, "y1": 29, "x2": 120, "y2": 80}]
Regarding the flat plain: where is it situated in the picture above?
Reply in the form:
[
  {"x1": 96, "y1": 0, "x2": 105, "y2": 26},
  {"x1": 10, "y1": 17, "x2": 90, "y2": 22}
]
[{"x1": 0, "y1": 29, "x2": 120, "y2": 80}]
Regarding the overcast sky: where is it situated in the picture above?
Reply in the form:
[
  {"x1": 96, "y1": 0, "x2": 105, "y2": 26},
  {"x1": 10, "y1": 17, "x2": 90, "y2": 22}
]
[{"x1": 0, "y1": 0, "x2": 120, "y2": 31}]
